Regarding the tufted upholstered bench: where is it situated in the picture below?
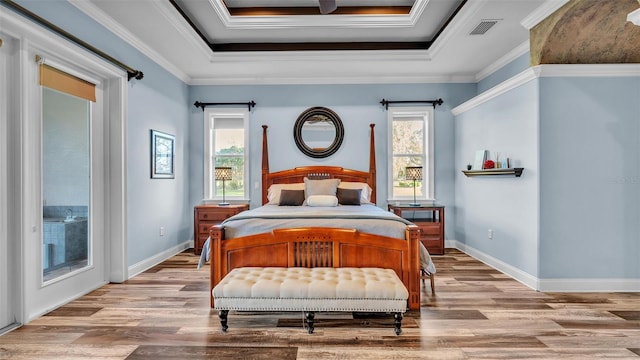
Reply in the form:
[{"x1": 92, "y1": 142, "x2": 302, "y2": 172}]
[{"x1": 212, "y1": 267, "x2": 409, "y2": 334}]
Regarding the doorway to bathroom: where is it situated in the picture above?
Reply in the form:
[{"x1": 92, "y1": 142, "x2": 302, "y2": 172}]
[
  {"x1": 20, "y1": 58, "x2": 112, "y2": 322},
  {"x1": 41, "y1": 86, "x2": 92, "y2": 283}
]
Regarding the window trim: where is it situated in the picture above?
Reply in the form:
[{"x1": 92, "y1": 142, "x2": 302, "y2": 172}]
[
  {"x1": 387, "y1": 106, "x2": 435, "y2": 202},
  {"x1": 203, "y1": 107, "x2": 250, "y2": 201}
]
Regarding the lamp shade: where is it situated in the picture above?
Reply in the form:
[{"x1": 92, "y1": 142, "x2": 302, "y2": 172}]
[
  {"x1": 405, "y1": 166, "x2": 423, "y2": 181},
  {"x1": 214, "y1": 167, "x2": 232, "y2": 181}
]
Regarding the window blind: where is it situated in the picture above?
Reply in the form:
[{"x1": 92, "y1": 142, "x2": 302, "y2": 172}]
[{"x1": 39, "y1": 64, "x2": 96, "y2": 102}]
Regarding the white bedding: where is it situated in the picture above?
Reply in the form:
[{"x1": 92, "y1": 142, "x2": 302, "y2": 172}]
[
  {"x1": 221, "y1": 204, "x2": 410, "y2": 239},
  {"x1": 198, "y1": 204, "x2": 436, "y2": 274}
]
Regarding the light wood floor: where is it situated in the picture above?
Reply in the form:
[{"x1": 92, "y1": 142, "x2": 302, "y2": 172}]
[{"x1": 1, "y1": 249, "x2": 638, "y2": 359}]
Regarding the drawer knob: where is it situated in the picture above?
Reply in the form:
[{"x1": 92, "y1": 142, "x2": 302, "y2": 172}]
[{"x1": 203, "y1": 214, "x2": 208, "y2": 219}]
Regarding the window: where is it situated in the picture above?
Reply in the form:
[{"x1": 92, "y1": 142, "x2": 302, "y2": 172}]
[
  {"x1": 387, "y1": 107, "x2": 434, "y2": 201},
  {"x1": 204, "y1": 108, "x2": 249, "y2": 201}
]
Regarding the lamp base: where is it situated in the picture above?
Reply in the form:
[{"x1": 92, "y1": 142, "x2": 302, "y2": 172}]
[
  {"x1": 408, "y1": 202, "x2": 421, "y2": 207},
  {"x1": 218, "y1": 202, "x2": 230, "y2": 206}
]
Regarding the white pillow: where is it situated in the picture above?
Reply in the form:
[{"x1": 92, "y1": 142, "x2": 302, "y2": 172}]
[
  {"x1": 267, "y1": 183, "x2": 305, "y2": 204},
  {"x1": 303, "y1": 177, "x2": 341, "y2": 198},
  {"x1": 338, "y1": 182, "x2": 373, "y2": 204},
  {"x1": 306, "y1": 195, "x2": 339, "y2": 207}
]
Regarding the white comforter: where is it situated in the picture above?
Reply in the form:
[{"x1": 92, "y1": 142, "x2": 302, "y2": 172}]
[
  {"x1": 198, "y1": 204, "x2": 436, "y2": 274},
  {"x1": 222, "y1": 204, "x2": 410, "y2": 239}
]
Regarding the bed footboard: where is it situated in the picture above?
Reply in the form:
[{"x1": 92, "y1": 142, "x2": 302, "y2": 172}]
[{"x1": 209, "y1": 225, "x2": 421, "y2": 310}]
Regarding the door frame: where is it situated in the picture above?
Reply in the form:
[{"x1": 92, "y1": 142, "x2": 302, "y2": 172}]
[
  {"x1": 0, "y1": 7, "x2": 128, "y2": 323},
  {"x1": 0, "y1": 31, "x2": 17, "y2": 333}
]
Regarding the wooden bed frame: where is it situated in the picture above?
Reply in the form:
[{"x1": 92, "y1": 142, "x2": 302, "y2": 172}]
[{"x1": 209, "y1": 124, "x2": 421, "y2": 310}]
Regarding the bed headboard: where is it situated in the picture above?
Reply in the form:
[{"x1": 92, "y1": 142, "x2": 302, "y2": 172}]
[{"x1": 261, "y1": 124, "x2": 377, "y2": 205}]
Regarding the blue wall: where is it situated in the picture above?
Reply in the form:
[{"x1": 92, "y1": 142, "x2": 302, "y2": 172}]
[
  {"x1": 454, "y1": 79, "x2": 540, "y2": 277},
  {"x1": 538, "y1": 76, "x2": 640, "y2": 279},
  {"x1": 455, "y1": 69, "x2": 640, "y2": 283},
  {"x1": 188, "y1": 83, "x2": 476, "y2": 240},
  {"x1": 12, "y1": 0, "x2": 192, "y2": 267}
]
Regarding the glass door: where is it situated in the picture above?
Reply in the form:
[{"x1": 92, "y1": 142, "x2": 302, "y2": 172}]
[
  {"x1": 23, "y1": 61, "x2": 107, "y2": 321},
  {"x1": 41, "y1": 88, "x2": 91, "y2": 282}
]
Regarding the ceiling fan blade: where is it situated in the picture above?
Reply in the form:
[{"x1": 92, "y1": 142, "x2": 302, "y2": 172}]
[{"x1": 318, "y1": 0, "x2": 337, "y2": 14}]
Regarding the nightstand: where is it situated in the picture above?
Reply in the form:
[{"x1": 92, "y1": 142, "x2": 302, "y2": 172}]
[
  {"x1": 388, "y1": 203, "x2": 445, "y2": 255},
  {"x1": 193, "y1": 204, "x2": 249, "y2": 255}
]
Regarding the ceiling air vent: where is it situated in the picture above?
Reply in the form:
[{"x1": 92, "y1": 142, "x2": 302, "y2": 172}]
[{"x1": 469, "y1": 20, "x2": 499, "y2": 35}]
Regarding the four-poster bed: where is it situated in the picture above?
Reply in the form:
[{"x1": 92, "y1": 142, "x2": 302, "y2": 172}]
[{"x1": 208, "y1": 124, "x2": 424, "y2": 310}]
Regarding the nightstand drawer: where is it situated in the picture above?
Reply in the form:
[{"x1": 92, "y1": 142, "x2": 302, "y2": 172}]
[
  {"x1": 194, "y1": 204, "x2": 249, "y2": 255},
  {"x1": 417, "y1": 224, "x2": 441, "y2": 235},
  {"x1": 198, "y1": 211, "x2": 232, "y2": 221},
  {"x1": 198, "y1": 222, "x2": 217, "y2": 234},
  {"x1": 388, "y1": 204, "x2": 445, "y2": 256},
  {"x1": 420, "y1": 236, "x2": 444, "y2": 255}
]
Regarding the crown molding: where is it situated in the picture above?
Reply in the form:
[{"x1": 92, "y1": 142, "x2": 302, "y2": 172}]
[
  {"x1": 69, "y1": 0, "x2": 191, "y2": 83},
  {"x1": 189, "y1": 73, "x2": 475, "y2": 86},
  {"x1": 210, "y1": 0, "x2": 426, "y2": 29},
  {"x1": 150, "y1": 1, "x2": 214, "y2": 61},
  {"x1": 475, "y1": 40, "x2": 530, "y2": 82},
  {"x1": 536, "y1": 63, "x2": 640, "y2": 77},
  {"x1": 453, "y1": 63, "x2": 640, "y2": 116},
  {"x1": 521, "y1": 0, "x2": 570, "y2": 30},
  {"x1": 209, "y1": 49, "x2": 432, "y2": 62},
  {"x1": 427, "y1": 0, "x2": 484, "y2": 60},
  {"x1": 452, "y1": 67, "x2": 537, "y2": 115}
]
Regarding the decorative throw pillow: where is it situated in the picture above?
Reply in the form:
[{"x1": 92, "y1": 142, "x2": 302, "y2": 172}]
[
  {"x1": 337, "y1": 188, "x2": 361, "y2": 205},
  {"x1": 303, "y1": 177, "x2": 341, "y2": 198},
  {"x1": 338, "y1": 182, "x2": 373, "y2": 204},
  {"x1": 306, "y1": 195, "x2": 339, "y2": 207},
  {"x1": 267, "y1": 183, "x2": 305, "y2": 204},
  {"x1": 278, "y1": 189, "x2": 305, "y2": 206}
]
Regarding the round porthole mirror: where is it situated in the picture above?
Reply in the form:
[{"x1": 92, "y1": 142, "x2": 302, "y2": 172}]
[{"x1": 293, "y1": 107, "x2": 344, "y2": 158}]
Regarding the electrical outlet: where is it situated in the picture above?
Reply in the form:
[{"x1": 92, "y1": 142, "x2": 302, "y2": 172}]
[
  {"x1": 487, "y1": 229, "x2": 493, "y2": 239},
  {"x1": 254, "y1": 181, "x2": 259, "y2": 190},
  {"x1": 160, "y1": 227, "x2": 165, "y2": 236}
]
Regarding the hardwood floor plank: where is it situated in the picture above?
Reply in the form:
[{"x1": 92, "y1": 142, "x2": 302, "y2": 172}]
[
  {"x1": 0, "y1": 344, "x2": 137, "y2": 359},
  {"x1": 125, "y1": 345, "x2": 297, "y2": 360},
  {"x1": 0, "y1": 249, "x2": 638, "y2": 359}
]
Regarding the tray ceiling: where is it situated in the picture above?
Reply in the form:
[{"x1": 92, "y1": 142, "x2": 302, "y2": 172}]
[{"x1": 72, "y1": 0, "x2": 559, "y2": 84}]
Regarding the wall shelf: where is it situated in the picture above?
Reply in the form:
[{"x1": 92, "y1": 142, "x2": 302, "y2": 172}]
[{"x1": 462, "y1": 168, "x2": 524, "y2": 177}]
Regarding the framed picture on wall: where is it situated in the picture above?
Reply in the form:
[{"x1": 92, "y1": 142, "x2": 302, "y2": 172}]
[{"x1": 150, "y1": 129, "x2": 175, "y2": 179}]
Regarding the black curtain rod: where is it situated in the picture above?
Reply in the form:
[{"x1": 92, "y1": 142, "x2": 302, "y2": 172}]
[
  {"x1": 380, "y1": 98, "x2": 444, "y2": 110},
  {"x1": 1, "y1": 0, "x2": 144, "y2": 81},
  {"x1": 194, "y1": 101, "x2": 256, "y2": 111}
]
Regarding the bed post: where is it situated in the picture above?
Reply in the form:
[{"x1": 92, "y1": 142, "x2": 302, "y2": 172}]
[
  {"x1": 406, "y1": 224, "x2": 421, "y2": 310},
  {"x1": 369, "y1": 123, "x2": 377, "y2": 205},
  {"x1": 261, "y1": 125, "x2": 269, "y2": 205},
  {"x1": 209, "y1": 225, "x2": 224, "y2": 308}
]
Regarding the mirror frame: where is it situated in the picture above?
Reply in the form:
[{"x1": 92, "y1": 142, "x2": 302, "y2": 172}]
[{"x1": 293, "y1": 106, "x2": 344, "y2": 158}]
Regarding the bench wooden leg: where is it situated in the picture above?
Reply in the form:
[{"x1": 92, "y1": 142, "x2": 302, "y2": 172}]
[
  {"x1": 219, "y1": 310, "x2": 229, "y2": 332},
  {"x1": 394, "y1": 312, "x2": 403, "y2": 335},
  {"x1": 305, "y1": 311, "x2": 315, "y2": 334}
]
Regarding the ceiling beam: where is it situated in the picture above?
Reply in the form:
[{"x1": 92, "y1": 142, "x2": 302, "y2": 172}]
[
  {"x1": 226, "y1": 6, "x2": 413, "y2": 16},
  {"x1": 211, "y1": 41, "x2": 430, "y2": 52}
]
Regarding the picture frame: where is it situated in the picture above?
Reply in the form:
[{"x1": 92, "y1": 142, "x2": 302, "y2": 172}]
[{"x1": 150, "y1": 129, "x2": 175, "y2": 179}]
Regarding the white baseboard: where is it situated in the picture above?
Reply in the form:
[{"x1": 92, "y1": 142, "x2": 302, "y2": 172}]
[
  {"x1": 446, "y1": 240, "x2": 640, "y2": 292},
  {"x1": 447, "y1": 240, "x2": 539, "y2": 290},
  {"x1": 127, "y1": 240, "x2": 193, "y2": 279}
]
